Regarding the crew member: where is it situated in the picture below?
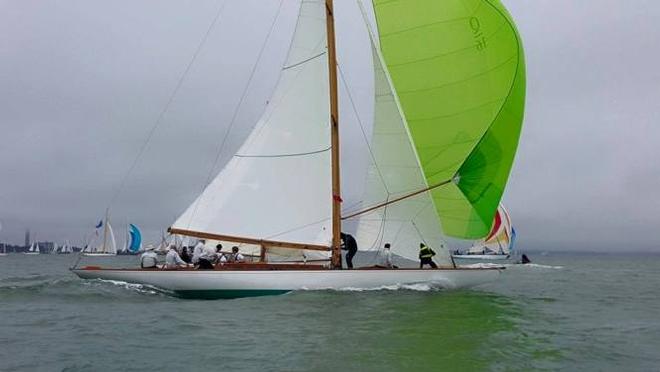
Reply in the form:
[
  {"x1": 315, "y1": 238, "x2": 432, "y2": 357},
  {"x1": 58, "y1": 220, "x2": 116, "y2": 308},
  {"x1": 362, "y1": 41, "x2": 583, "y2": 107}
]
[
  {"x1": 215, "y1": 244, "x2": 226, "y2": 264},
  {"x1": 197, "y1": 241, "x2": 216, "y2": 270},
  {"x1": 165, "y1": 245, "x2": 188, "y2": 269},
  {"x1": 340, "y1": 232, "x2": 358, "y2": 269},
  {"x1": 418, "y1": 243, "x2": 438, "y2": 269},
  {"x1": 140, "y1": 245, "x2": 158, "y2": 268},
  {"x1": 180, "y1": 246, "x2": 191, "y2": 263},
  {"x1": 230, "y1": 246, "x2": 245, "y2": 263},
  {"x1": 377, "y1": 243, "x2": 397, "y2": 269},
  {"x1": 191, "y1": 239, "x2": 206, "y2": 265}
]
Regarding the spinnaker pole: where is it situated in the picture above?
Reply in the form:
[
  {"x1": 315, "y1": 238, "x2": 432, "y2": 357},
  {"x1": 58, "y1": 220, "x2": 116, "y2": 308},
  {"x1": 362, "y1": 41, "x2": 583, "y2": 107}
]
[{"x1": 325, "y1": 0, "x2": 342, "y2": 268}]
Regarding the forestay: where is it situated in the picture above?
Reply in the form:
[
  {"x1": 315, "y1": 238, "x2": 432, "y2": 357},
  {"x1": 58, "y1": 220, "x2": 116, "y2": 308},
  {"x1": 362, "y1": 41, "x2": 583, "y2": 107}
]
[
  {"x1": 372, "y1": 0, "x2": 526, "y2": 239},
  {"x1": 172, "y1": 0, "x2": 333, "y2": 248}
]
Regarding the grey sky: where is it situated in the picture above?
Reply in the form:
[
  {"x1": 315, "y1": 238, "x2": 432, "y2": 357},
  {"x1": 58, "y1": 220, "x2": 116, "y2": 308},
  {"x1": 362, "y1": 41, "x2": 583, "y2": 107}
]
[{"x1": 0, "y1": 0, "x2": 659, "y2": 251}]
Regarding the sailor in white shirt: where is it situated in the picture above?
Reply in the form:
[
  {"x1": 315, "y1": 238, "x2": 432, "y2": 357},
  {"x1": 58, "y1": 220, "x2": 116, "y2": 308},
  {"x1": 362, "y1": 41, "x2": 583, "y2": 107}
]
[
  {"x1": 201, "y1": 242, "x2": 216, "y2": 261},
  {"x1": 230, "y1": 246, "x2": 245, "y2": 263},
  {"x1": 378, "y1": 243, "x2": 395, "y2": 269},
  {"x1": 165, "y1": 245, "x2": 188, "y2": 269},
  {"x1": 140, "y1": 245, "x2": 158, "y2": 268},
  {"x1": 191, "y1": 240, "x2": 205, "y2": 264}
]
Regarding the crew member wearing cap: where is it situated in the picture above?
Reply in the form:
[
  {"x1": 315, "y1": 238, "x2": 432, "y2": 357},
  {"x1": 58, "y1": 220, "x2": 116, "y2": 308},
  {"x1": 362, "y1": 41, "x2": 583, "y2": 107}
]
[{"x1": 140, "y1": 245, "x2": 158, "y2": 268}]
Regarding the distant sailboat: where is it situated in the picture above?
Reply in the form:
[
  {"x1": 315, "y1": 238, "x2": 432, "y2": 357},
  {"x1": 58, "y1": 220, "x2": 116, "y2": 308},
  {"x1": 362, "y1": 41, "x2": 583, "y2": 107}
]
[
  {"x1": 119, "y1": 224, "x2": 142, "y2": 255},
  {"x1": 58, "y1": 241, "x2": 73, "y2": 254},
  {"x1": 0, "y1": 222, "x2": 6, "y2": 256},
  {"x1": 452, "y1": 205, "x2": 515, "y2": 261},
  {"x1": 73, "y1": 0, "x2": 526, "y2": 298},
  {"x1": 24, "y1": 241, "x2": 40, "y2": 255},
  {"x1": 83, "y1": 212, "x2": 117, "y2": 257}
]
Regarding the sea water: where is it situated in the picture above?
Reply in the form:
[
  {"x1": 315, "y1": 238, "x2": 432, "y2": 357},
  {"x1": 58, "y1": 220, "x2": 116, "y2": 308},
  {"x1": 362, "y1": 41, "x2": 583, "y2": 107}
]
[{"x1": 1, "y1": 252, "x2": 659, "y2": 371}]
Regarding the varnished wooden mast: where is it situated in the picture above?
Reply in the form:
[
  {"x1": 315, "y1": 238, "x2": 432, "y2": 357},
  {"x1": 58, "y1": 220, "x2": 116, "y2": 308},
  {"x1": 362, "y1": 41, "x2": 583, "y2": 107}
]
[{"x1": 325, "y1": 0, "x2": 342, "y2": 269}]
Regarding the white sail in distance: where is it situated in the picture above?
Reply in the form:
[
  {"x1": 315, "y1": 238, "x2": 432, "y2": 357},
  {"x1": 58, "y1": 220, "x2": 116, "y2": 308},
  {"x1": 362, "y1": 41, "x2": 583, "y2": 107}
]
[{"x1": 467, "y1": 204, "x2": 513, "y2": 255}]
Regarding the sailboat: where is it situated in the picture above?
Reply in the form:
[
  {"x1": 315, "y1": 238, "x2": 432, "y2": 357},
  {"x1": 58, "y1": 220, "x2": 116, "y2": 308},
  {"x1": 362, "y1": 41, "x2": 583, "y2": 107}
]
[
  {"x1": 24, "y1": 241, "x2": 40, "y2": 255},
  {"x1": 73, "y1": 0, "x2": 526, "y2": 298},
  {"x1": 58, "y1": 241, "x2": 73, "y2": 254},
  {"x1": 119, "y1": 224, "x2": 142, "y2": 255},
  {"x1": 452, "y1": 204, "x2": 515, "y2": 261},
  {"x1": 0, "y1": 222, "x2": 6, "y2": 256},
  {"x1": 82, "y1": 212, "x2": 118, "y2": 257}
]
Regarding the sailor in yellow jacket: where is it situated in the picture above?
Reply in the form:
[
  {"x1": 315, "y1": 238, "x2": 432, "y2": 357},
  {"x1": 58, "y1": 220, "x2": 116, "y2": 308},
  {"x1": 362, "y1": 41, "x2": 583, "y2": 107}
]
[{"x1": 418, "y1": 243, "x2": 438, "y2": 269}]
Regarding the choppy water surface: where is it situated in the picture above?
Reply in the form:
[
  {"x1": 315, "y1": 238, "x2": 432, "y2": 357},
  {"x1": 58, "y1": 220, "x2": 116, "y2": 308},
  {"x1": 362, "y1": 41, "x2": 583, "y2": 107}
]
[{"x1": 1, "y1": 252, "x2": 659, "y2": 371}]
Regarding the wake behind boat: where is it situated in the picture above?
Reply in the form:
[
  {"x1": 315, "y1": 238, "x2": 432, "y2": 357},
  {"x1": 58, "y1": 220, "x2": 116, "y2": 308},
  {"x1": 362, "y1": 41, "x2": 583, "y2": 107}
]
[{"x1": 73, "y1": 0, "x2": 526, "y2": 298}]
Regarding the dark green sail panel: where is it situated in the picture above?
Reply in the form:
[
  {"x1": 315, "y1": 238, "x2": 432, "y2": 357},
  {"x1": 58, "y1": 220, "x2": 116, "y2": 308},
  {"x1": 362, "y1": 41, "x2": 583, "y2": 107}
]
[{"x1": 373, "y1": 0, "x2": 526, "y2": 239}]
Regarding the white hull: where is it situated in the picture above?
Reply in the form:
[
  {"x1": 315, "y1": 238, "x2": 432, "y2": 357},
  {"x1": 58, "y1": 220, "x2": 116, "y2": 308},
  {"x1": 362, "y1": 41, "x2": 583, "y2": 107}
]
[
  {"x1": 23, "y1": 252, "x2": 40, "y2": 255},
  {"x1": 72, "y1": 266, "x2": 502, "y2": 299},
  {"x1": 82, "y1": 253, "x2": 116, "y2": 257},
  {"x1": 452, "y1": 254, "x2": 510, "y2": 261}
]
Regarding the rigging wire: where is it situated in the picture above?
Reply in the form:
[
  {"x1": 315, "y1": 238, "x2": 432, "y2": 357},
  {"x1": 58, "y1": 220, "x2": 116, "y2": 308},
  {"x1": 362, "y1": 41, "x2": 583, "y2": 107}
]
[
  {"x1": 336, "y1": 62, "x2": 390, "y2": 196},
  {"x1": 183, "y1": 0, "x2": 286, "y2": 230},
  {"x1": 336, "y1": 60, "x2": 390, "y2": 262},
  {"x1": 106, "y1": 0, "x2": 229, "y2": 211}
]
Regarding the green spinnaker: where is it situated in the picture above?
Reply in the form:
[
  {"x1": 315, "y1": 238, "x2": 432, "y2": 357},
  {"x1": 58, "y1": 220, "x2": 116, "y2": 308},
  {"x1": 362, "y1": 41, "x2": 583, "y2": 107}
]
[{"x1": 372, "y1": 0, "x2": 526, "y2": 239}]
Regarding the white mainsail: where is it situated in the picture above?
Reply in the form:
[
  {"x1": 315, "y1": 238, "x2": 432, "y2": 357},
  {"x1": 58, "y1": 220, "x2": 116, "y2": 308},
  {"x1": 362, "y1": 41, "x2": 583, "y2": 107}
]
[
  {"x1": 172, "y1": 0, "x2": 332, "y2": 249},
  {"x1": 106, "y1": 222, "x2": 117, "y2": 255},
  {"x1": 347, "y1": 33, "x2": 452, "y2": 266}
]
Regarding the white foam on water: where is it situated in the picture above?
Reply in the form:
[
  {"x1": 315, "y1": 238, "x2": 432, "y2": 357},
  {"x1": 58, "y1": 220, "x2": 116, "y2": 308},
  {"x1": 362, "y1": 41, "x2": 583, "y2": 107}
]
[
  {"x1": 329, "y1": 282, "x2": 441, "y2": 292},
  {"x1": 521, "y1": 263, "x2": 564, "y2": 270},
  {"x1": 460, "y1": 263, "x2": 506, "y2": 269},
  {"x1": 96, "y1": 279, "x2": 161, "y2": 295},
  {"x1": 461, "y1": 263, "x2": 563, "y2": 270}
]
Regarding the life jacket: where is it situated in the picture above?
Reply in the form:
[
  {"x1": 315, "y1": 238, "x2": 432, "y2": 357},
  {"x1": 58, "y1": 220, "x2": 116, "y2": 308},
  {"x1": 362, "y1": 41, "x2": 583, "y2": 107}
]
[{"x1": 419, "y1": 245, "x2": 435, "y2": 259}]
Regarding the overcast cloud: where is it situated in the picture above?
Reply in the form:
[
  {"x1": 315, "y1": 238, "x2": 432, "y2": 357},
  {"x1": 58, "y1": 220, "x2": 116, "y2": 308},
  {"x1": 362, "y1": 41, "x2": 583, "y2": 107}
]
[{"x1": 0, "y1": 0, "x2": 659, "y2": 252}]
